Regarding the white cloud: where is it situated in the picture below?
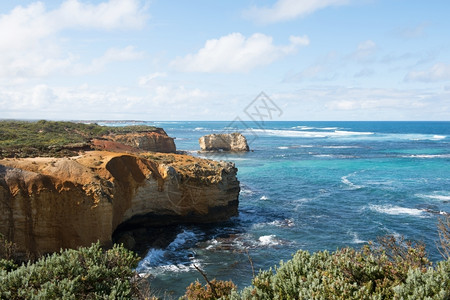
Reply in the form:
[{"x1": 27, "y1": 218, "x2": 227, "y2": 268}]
[
  {"x1": 151, "y1": 85, "x2": 210, "y2": 105},
  {"x1": 53, "y1": 0, "x2": 148, "y2": 30},
  {"x1": 1, "y1": 83, "x2": 449, "y2": 121},
  {"x1": 243, "y1": 0, "x2": 349, "y2": 24},
  {"x1": 171, "y1": 33, "x2": 309, "y2": 73},
  {"x1": 78, "y1": 46, "x2": 144, "y2": 74},
  {"x1": 0, "y1": 47, "x2": 75, "y2": 79},
  {"x1": 0, "y1": 0, "x2": 148, "y2": 80},
  {"x1": 272, "y1": 87, "x2": 449, "y2": 120},
  {"x1": 101, "y1": 46, "x2": 145, "y2": 62},
  {"x1": 353, "y1": 40, "x2": 377, "y2": 62},
  {"x1": 31, "y1": 85, "x2": 57, "y2": 107},
  {"x1": 0, "y1": 0, "x2": 147, "y2": 52},
  {"x1": 138, "y1": 72, "x2": 167, "y2": 87},
  {"x1": 0, "y1": 82, "x2": 212, "y2": 120},
  {"x1": 405, "y1": 63, "x2": 450, "y2": 82}
]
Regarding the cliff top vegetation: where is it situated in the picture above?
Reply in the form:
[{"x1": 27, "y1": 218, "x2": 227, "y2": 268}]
[{"x1": 0, "y1": 120, "x2": 158, "y2": 158}]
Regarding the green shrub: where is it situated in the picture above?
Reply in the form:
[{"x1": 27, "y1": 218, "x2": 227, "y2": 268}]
[
  {"x1": 0, "y1": 242, "x2": 139, "y2": 299},
  {"x1": 230, "y1": 236, "x2": 449, "y2": 300}
]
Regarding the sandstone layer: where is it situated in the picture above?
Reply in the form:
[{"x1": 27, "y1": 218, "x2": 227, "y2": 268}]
[
  {"x1": 0, "y1": 151, "x2": 239, "y2": 257},
  {"x1": 199, "y1": 132, "x2": 249, "y2": 152},
  {"x1": 93, "y1": 128, "x2": 176, "y2": 153}
]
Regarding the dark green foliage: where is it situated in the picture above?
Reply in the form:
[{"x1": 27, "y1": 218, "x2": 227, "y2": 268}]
[
  {"x1": 0, "y1": 120, "x2": 158, "y2": 158},
  {"x1": 393, "y1": 259, "x2": 450, "y2": 299},
  {"x1": 0, "y1": 242, "x2": 139, "y2": 299},
  {"x1": 233, "y1": 238, "x2": 449, "y2": 300}
]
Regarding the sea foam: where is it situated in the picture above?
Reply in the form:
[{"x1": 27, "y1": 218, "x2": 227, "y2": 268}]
[
  {"x1": 258, "y1": 235, "x2": 280, "y2": 246},
  {"x1": 247, "y1": 129, "x2": 374, "y2": 138},
  {"x1": 401, "y1": 154, "x2": 450, "y2": 159},
  {"x1": 341, "y1": 173, "x2": 363, "y2": 190},
  {"x1": 369, "y1": 205, "x2": 424, "y2": 217},
  {"x1": 416, "y1": 194, "x2": 450, "y2": 201}
]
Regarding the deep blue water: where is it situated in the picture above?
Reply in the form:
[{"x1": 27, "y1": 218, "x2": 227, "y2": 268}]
[{"x1": 103, "y1": 121, "x2": 450, "y2": 297}]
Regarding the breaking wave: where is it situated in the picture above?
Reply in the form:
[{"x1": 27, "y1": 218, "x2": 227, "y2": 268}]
[
  {"x1": 247, "y1": 129, "x2": 374, "y2": 138},
  {"x1": 341, "y1": 173, "x2": 364, "y2": 190},
  {"x1": 401, "y1": 154, "x2": 450, "y2": 159},
  {"x1": 136, "y1": 230, "x2": 199, "y2": 275},
  {"x1": 416, "y1": 193, "x2": 450, "y2": 202},
  {"x1": 368, "y1": 205, "x2": 424, "y2": 217}
]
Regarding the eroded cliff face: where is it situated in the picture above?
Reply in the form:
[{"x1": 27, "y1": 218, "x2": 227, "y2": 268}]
[
  {"x1": 199, "y1": 132, "x2": 249, "y2": 152},
  {"x1": 93, "y1": 128, "x2": 176, "y2": 153},
  {"x1": 0, "y1": 151, "x2": 238, "y2": 257}
]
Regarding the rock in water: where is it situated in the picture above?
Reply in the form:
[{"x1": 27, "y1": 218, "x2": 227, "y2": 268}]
[
  {"x1": 199, "y1": 132, "x2": 249, "y2": 152},
  {"x1": 0, "y1": 151, "x2": 239, "y2": 257}
]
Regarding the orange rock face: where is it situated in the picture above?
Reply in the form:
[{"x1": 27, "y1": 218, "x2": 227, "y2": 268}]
[
  {"x1": 91, "y1": 128, "x2": 176, "y2": 154},
  {"x1": 0, "y1": 151, "x2": 239, "y2": 257}
]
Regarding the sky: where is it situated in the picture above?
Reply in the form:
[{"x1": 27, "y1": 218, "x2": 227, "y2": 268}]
[{"x1": 0, "y1": 0, "x2": 449, "y2": 121}]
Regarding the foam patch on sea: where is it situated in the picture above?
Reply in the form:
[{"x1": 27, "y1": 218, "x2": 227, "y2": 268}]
[{"x1": 368, "y1": 205, "x2": 425, "y2": 217}]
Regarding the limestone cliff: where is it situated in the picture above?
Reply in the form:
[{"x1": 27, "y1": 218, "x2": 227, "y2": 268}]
[
  {"x1": 0, "y1": 151, "x2": 239, "y2": 257},
  {"x1": 199, "y1": 132, "x2": 249, "y2": 152},
  {"x1": 92, "y1": 128, "x2": 176, "y2": 153}
]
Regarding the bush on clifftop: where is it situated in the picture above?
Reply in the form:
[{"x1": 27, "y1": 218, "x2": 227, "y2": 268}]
[
  {"x1": 0, "y1": 242, "x2": 140, "y2": 299},
  {"x1": 235, "y1": 245, "x2": 449, "y2": 299},
  {"x1": 182, "y1": 233, "x2": 449, "y2": 300}
]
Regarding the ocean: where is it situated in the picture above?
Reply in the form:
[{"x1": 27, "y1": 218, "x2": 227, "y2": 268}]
[{"x1": 101, "y1": 121, "x2": 450, "y2": 297}]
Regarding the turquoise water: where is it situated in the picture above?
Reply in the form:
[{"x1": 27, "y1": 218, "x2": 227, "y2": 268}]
[{"x1": 105, "y1": 121, "x2": 450, "y2": 297}]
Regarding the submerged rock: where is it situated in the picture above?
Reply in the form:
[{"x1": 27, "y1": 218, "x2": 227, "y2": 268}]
[
  {"x1": 0, "y1": 151, "x2": 239, "y2": 257},
  {"x1": 199, "y1": 132, "x2": 249, "y2": 152}
]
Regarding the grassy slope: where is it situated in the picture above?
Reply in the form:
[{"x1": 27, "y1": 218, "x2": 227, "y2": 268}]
[{"x1": 0, "y1": 120, "x2": 158, "y2": 158}]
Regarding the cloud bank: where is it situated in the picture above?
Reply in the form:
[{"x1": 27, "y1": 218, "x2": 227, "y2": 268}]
[
  {"x1": 171, "y1": 33, "x2": 309, "y2": 73},
  {"x1": 0, "y1": 0, "x2": 148, "y2": 80},
  {"x1": 406, "y1": 63, "x2": 450, "y2": 82}
]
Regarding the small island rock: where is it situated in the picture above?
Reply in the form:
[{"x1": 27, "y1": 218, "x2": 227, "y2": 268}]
[{"x1": 199, "y1": 132, "x2": 249, "y2": 152}]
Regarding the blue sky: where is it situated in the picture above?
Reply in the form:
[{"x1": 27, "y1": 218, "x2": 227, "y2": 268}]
[{"x1": 0, "y1": 0, "x2": 449, "y2": 121}]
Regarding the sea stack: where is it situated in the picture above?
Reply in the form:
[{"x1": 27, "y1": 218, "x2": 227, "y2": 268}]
[{"x1": 199, "y1": 132, "x2": 249, "y2": 152}]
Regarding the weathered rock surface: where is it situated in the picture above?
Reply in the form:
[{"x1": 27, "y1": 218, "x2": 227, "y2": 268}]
[
  {"x1": 0, "y1": 151, "x2": 239, "y2": 257},
  {"x1": 199, "y1": 132, "x2": 249, "y2": 152},
  {"x1": 93, "y1": 128, "x2": 176, "y2": 153}
]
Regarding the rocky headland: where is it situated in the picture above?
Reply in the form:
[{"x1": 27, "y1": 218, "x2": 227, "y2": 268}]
[
  {"x1": 199, "y1": 132, "x2": 249, "y2": 152},
  {"x1": 0, "y1": 121, "x2": 239, "y2": 257},
  {"x1": 92, "y1": 128, "x2": 176, "y2": 153}
]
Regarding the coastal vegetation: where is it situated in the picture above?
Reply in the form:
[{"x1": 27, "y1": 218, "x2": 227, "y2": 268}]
[
  {"x1": 0, "y1": 120, "x2": 157, "y2": 158},
  {"x1": 0, "y1": 216, "x2": 448, "y2": 299},
  {"x1": 232, "y1": 238, "x2": 449, "y2": 299},
  {"x1": 0, "y1": 240, "x2": 141, "y2": 299}
]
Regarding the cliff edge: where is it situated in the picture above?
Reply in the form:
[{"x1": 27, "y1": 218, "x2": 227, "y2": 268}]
[
  {"x1": 0, "y1": 151, "x2": 239, "y2": 257},
  {"x1": 92, "y1": 128, "x2": 176, "y2": 153}
]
